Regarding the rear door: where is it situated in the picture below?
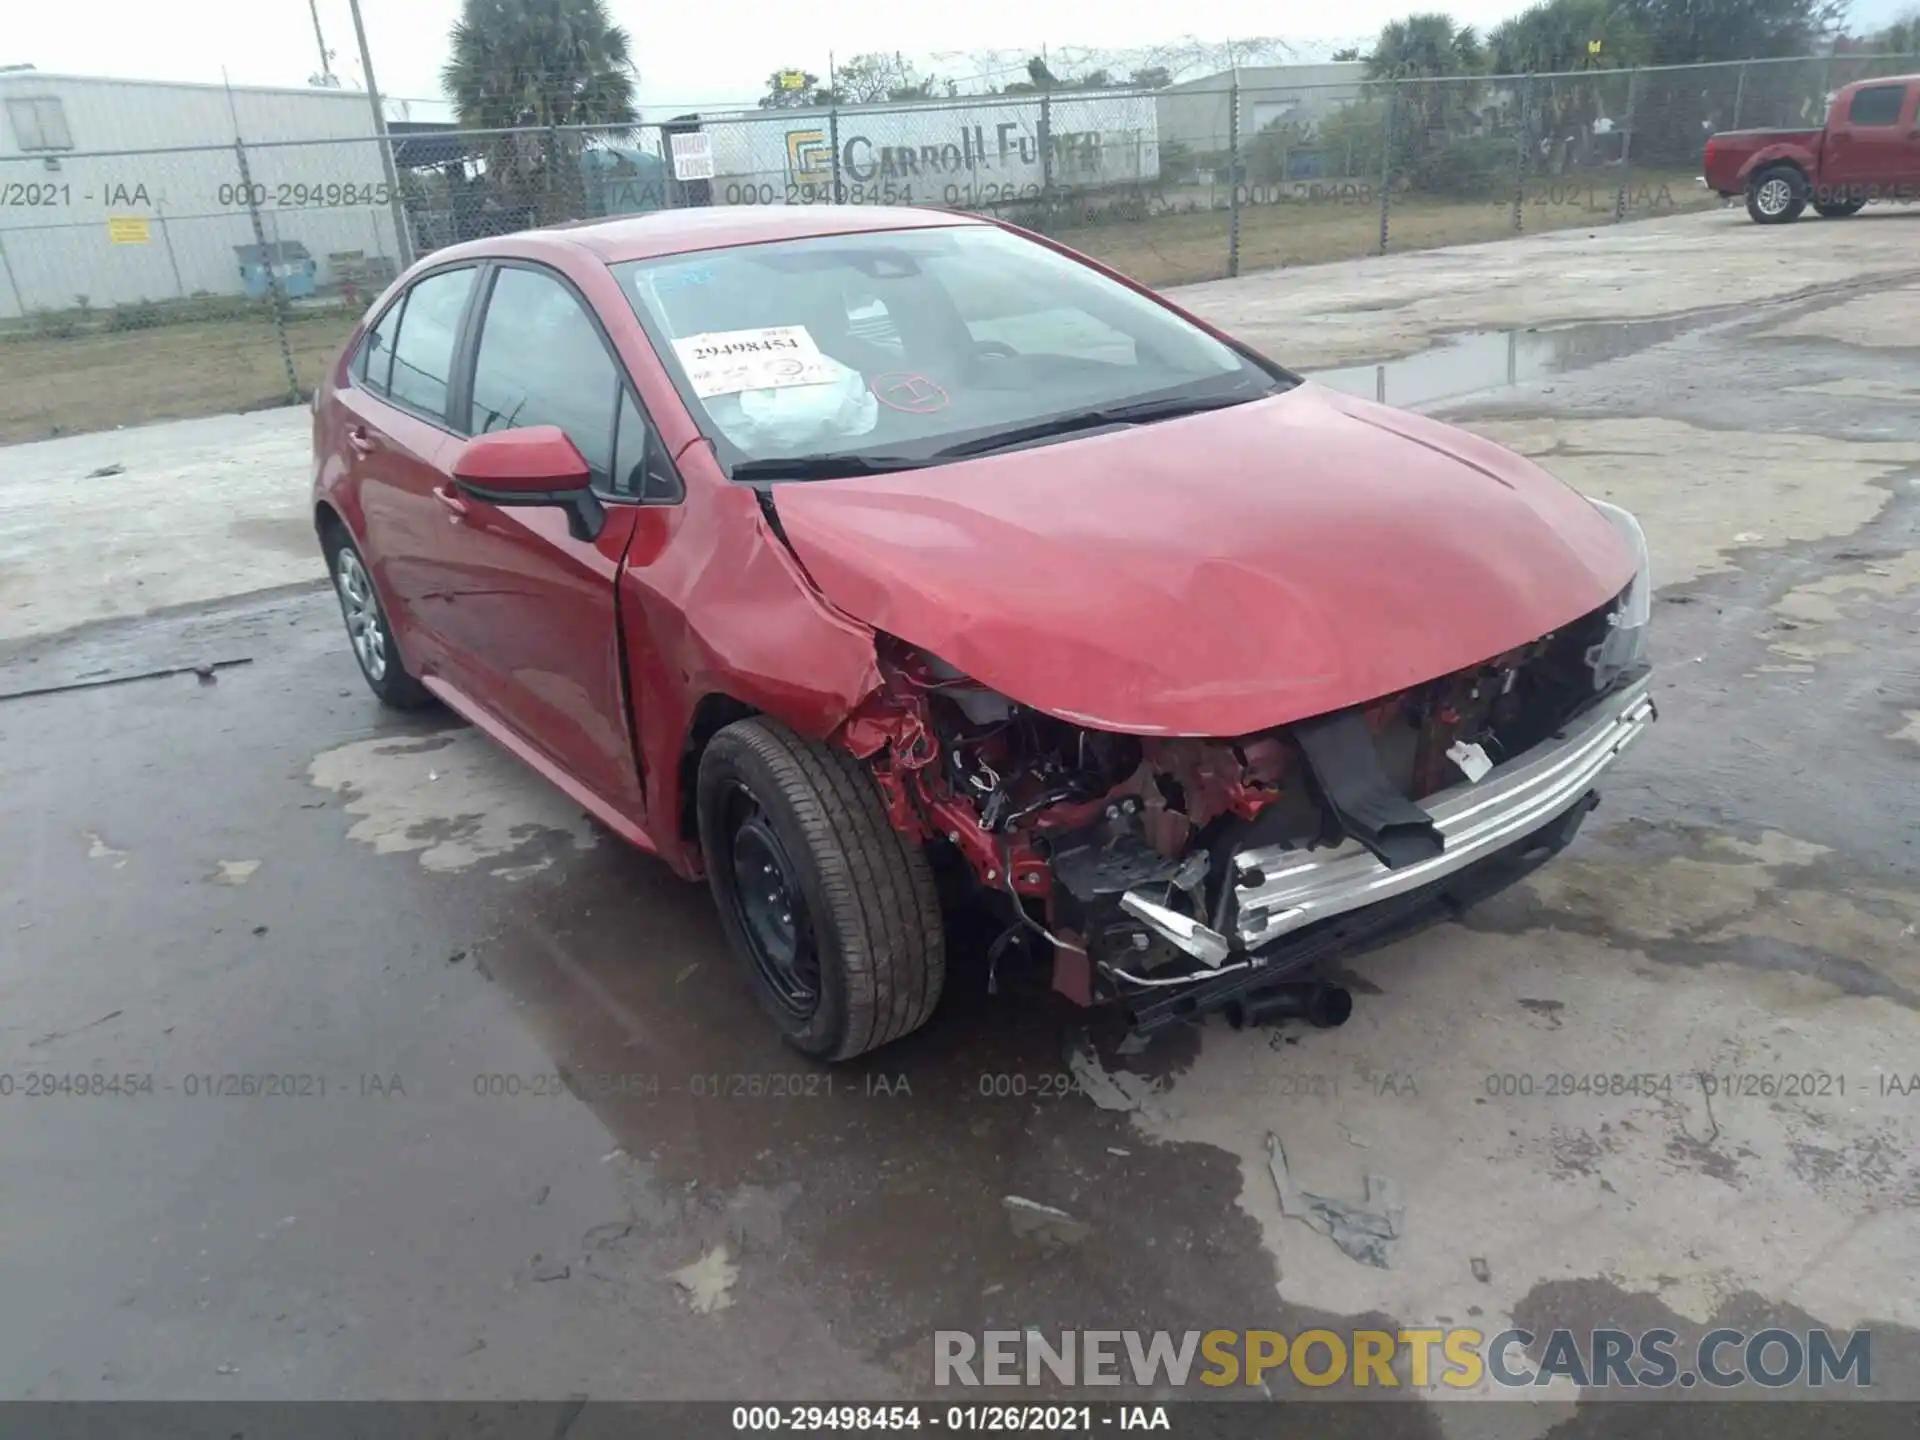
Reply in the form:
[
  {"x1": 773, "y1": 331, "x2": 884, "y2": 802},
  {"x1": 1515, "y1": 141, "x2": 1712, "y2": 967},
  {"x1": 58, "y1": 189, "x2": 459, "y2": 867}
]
[
  {"x1": 1823, "y1": 81, "x2": 1920, "y2": 194},
  {"x1": 423, "y1": 261, "x2": 682, "y2": 820},
  {"x1": 336, "y1": 264, "x2": 481, "y2": 675}
]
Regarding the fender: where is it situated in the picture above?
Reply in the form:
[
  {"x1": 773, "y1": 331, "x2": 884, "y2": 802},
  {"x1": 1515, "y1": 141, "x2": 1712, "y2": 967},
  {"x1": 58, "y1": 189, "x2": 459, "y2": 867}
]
[{"x1": 1736, "y1": 140, "x2": 1820, "y2": 188}]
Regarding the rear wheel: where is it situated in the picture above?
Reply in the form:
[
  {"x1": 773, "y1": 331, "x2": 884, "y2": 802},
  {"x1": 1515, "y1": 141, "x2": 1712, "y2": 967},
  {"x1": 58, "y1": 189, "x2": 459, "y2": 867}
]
[
  {"x1": 1746, "y1": 165, "x2": 1807, "y2": 224},
  {"x1": 322, "y1": 524, "x2": 433, "y2": 710},
  {"x1": 697, "y1": 717, "x2": 945, "y2": 1061}
]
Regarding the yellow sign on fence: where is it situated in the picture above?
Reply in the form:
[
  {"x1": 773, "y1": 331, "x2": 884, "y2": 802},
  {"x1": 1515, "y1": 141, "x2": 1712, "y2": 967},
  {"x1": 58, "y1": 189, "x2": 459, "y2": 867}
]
[{"x1": 107, "y1": 215, "x2": 151, "y2": 244}]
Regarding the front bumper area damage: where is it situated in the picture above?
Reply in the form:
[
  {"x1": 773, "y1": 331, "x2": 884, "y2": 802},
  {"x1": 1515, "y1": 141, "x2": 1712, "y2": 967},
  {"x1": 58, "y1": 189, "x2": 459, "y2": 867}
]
[
  {"x1": 1118, "y1": 675, "x2": 1654, "y2": 1032},
  {"x1": 834, "y1": 587, "x2": 1655, "y2": 1034}
]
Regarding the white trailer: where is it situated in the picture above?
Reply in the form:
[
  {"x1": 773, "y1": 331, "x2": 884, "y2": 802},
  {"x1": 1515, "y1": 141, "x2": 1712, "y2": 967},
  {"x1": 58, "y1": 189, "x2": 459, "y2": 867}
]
[
  {"x1": 0, "y1": 72, "x2": 405, "y2": 318},
  {"x1": 699, "y1": 93, "x2": 1161, "y2": 209}
]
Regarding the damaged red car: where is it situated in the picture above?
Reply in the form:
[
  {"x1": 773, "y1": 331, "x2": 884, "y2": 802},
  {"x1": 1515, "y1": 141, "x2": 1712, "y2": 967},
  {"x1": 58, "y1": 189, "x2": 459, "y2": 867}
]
[{"x1": 312, "y1": 206, "x2": 1655, "y2": 1060}]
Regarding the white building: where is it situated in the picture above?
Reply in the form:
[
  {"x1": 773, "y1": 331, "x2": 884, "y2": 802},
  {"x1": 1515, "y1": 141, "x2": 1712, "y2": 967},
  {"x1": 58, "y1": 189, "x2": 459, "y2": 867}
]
[
  {"x1": 1155, "y1": 63, "x2": 1371, "y2": 156},
  {"x1": 0, "y1": 70, "x2": 407, "y2": 318}
]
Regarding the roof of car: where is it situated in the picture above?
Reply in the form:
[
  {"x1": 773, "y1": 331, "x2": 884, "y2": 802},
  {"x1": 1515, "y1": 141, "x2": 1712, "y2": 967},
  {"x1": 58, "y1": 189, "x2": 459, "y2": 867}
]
[{"x1": 539, "y1": 205, "x2": 986, "y2": 263}]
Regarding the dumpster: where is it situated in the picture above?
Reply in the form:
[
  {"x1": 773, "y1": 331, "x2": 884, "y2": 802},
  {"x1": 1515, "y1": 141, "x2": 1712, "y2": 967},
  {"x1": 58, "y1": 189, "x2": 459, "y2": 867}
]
[{"x1": 235, "y1": 241, "x2": 318, "y2": 300}]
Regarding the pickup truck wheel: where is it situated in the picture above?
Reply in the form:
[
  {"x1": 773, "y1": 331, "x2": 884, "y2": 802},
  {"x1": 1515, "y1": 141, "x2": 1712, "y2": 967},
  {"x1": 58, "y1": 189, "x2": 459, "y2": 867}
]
[
  {"x1": 1746, "y1": 166, "x2": 1807, "y2": 224},
  {"x1": 1813, "y1": 196, "x2": 1867, "y2": 218},
  {"x1": 323, "y1": 528, "x2": 434, "y2": 710},
  {"x1": 697, "y1": 717, "x2": 946, "y2": 1061}
]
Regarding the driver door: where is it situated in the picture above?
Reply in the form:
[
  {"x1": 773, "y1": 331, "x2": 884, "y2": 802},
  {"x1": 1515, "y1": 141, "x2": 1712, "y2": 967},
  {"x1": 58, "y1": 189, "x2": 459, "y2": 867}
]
[{"x1": 424, "y1": 262, "x2": 678, "y2": 822}]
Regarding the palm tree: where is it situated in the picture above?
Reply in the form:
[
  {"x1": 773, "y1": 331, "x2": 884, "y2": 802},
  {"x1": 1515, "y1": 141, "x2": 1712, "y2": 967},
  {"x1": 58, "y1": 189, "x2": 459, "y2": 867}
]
[
  {"x1": 442, "y1": 0, "x2": 637, "y2": 224},
  {"x1": 1366, "y1": 14, "x2": 1486, "y2": 156},
  {"x1": 1488, "y1": 0, "x2": 1645, "y2": 175},
  {"x1": 1366, "y1": 13, "x2": 1486, "y2": 81}
]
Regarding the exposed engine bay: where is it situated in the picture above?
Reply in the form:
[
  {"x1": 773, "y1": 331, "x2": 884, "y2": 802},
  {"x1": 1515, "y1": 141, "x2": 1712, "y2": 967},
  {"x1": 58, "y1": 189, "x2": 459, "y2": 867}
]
[{"x1": 836, "y1": 589, "x2": 1640, "y2": 1016}]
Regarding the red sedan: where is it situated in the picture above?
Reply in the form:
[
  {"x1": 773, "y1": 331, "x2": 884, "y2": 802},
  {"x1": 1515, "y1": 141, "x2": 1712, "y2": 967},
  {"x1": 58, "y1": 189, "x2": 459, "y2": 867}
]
[{"x1": 312, "y1": 206, "x2": 1654, "y2": 1060}]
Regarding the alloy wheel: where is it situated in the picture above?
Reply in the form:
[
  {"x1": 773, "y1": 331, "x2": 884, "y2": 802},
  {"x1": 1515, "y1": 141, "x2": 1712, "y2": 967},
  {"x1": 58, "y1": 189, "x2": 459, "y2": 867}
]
[{"x1": 333, "y1": 548, "x2": 388, "y2": 683}]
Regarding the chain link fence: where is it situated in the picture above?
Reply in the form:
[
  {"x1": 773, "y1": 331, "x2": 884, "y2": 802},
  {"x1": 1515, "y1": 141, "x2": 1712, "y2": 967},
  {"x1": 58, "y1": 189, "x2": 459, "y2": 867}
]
[{"x1": 4, "y1": 52, "x2": 1916, "y2": 442}]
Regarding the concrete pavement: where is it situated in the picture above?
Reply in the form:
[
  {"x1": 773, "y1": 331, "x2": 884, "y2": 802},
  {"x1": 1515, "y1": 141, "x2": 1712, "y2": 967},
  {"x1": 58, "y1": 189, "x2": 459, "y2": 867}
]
[{"x1": 2, "y1": 207, "x2": 1919, "y2": 1427}]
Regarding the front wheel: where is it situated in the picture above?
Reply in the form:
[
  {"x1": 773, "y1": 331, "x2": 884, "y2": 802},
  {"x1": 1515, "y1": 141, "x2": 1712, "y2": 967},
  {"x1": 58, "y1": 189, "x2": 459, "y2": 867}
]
[
  {"x1": 1746, "y1": 165, "x2": 1807, "y2": 224},
  {"x1": 697, "y1": 717, "x2": 946, "y2": 1061}
]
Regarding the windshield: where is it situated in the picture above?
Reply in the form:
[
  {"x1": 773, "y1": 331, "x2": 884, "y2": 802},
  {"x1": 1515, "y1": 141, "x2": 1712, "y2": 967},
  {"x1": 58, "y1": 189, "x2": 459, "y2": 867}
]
[{"x1": 613, "y1": 224, "x2": 1291, "y2": 477}]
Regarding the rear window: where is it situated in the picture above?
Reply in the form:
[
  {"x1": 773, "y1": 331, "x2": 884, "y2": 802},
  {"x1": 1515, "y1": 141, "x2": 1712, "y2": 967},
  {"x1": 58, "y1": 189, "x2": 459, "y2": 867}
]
[
  {"x1": 613, "y1": 225, "x2": 1287, "y2": 471},
  {"x1": 1848, "y1": 84, "x2": 1906, "y2": 127}
]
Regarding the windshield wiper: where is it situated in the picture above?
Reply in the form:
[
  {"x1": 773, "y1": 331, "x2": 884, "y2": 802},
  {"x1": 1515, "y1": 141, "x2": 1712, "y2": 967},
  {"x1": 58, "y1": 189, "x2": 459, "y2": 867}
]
[
  {"x1": 730, "y1": 453, "x2": 930, "y2": 481},
  {"x1": 928, "y1": 390, "x2": 1270, "y2": 461}
]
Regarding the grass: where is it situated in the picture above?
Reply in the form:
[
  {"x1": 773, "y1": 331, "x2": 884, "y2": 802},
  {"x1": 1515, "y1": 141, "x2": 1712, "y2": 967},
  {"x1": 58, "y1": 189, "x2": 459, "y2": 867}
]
[
  {"x1": 1052, "y1": 168, "x2": 1718, "y2": 287},
  {"x1": 0, "y1": 171, "x2": 1715, "y2": 444},
  {"x1": 0, "y1": 309, "x2": 358, "y2": 445}
]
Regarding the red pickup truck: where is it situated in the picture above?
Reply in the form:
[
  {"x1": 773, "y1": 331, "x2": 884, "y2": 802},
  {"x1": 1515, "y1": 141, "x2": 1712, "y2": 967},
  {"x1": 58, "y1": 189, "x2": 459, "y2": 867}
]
[{"x1": 1703, "y1": 74, "x2": 1920, "y2": 223}]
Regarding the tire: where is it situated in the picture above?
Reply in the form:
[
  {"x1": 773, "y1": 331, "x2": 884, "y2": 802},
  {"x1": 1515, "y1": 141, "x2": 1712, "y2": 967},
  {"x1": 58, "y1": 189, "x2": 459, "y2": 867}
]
[
  {"x1": 697, "y1": 716, "x2": 945, "y2": 1061},
  {"x1": 321, "y1": 523, "x2": 434, "y2": 710},
  {"x1": 1813, "y1": 195, "x2": 1867, "y2": 219},
  {"x1": 1746, "y1": 165, "x2": 1807, "y2": 224}
]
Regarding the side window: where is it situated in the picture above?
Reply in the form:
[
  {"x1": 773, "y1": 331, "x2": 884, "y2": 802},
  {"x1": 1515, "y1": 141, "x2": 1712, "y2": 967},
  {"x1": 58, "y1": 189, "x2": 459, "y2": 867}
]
[
  {"x1": 469, "y1": 267, "x2": 618, "y2": 482},
  {"x1": 612, "y1": 388, "x2": 682, "y2": 501},
  {"x1": 1848, "y1": 84, "x2": 1905, "y2": 127},
  {"x1": 387, "y1": 267, "x2": 476, "y2": 419},
  {"x1": 356, "y1": 299, "x2": 405, "y2": 396}
]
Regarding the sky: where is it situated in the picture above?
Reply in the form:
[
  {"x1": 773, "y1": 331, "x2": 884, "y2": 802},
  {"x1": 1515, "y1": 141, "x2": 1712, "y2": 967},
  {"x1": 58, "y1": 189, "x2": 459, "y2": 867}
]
[{"x1": 5, "y1": 0, "x2": 1912, "y2": 116}]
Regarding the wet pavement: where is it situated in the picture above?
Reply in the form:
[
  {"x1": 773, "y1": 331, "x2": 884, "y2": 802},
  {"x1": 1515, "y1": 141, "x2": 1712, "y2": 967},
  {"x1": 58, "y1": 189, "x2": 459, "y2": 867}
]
[{"x1": 4, "y1": 251, "x2": 1920, "y2": 1433}]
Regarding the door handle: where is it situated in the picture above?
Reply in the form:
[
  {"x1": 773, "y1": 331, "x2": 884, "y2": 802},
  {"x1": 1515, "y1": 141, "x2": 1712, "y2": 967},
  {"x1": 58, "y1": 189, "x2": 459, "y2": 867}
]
[
  {"x1": 432, "y1": 485, "x2": 470, "y2": 523},
  {"x1": 347, "y1": 426, "x2": 379, "y2": 456}
]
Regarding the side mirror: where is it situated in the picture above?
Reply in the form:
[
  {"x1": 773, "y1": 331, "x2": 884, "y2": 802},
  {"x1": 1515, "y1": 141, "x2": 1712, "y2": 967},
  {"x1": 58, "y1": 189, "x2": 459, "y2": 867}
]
[{"x1": 451, "y1": 426, "x2": 605, "y2": 541}]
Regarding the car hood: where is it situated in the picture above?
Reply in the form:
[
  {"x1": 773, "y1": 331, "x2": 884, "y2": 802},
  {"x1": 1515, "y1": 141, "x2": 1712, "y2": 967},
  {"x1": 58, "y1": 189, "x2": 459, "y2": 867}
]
[{"x1": 771, "y1": 383, "x2": 1637, "y2": 737}]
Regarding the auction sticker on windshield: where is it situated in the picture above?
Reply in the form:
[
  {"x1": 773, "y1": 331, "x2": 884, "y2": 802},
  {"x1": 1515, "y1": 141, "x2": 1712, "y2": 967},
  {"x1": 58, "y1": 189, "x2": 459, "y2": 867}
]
[{"x1": 673, "y1": 327, "x2": 843, "y2": 398}]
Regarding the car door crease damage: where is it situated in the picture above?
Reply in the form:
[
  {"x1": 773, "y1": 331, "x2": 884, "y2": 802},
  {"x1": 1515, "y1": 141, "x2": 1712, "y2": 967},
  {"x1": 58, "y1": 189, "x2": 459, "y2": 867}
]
[{"x1": 314, "y1": 207, "x2": 1656, "y2": 1059}]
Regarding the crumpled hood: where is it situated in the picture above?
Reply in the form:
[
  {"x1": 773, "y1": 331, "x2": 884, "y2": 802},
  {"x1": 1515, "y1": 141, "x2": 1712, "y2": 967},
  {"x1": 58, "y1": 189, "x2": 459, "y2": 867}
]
[{"x1": 772, "y1": 383, "x2": 1637, "y2": 737}]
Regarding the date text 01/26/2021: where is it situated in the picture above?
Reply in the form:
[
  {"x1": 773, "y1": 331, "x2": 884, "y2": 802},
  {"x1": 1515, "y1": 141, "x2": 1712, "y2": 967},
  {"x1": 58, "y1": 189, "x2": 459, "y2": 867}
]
[{"x1": 731, "y1": 1407, "x2": 1167, "y2": 1433}]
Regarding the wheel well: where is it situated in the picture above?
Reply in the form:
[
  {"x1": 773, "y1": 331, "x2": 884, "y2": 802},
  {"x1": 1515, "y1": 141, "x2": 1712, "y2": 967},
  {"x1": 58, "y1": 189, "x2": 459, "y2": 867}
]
[
  {"x1": 1750, "y1": 159, "x2": 1806, "y2": 187},
  {"x1": 315, "y1": 501, "x2": 347, "y2": 548},
  {"x1": 680, "y1": 694, "x2": 761, "y2": 842}
]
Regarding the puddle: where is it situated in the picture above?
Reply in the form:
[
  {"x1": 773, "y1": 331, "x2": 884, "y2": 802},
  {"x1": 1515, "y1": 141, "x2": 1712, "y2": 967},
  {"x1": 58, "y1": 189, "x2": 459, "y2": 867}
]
[{"x1": 1308, "y1": 317, "x2": 1687, "y2": 409}]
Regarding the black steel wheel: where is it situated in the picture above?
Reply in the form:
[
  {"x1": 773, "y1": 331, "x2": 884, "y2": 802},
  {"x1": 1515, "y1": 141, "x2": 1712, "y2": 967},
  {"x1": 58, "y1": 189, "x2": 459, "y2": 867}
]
[
  {"x1": 696, "y1": 716, "x2": 946, "y2": 1060},
  {"x1": 721, "y1": 783, "x2": 820, "y2": 1021}
]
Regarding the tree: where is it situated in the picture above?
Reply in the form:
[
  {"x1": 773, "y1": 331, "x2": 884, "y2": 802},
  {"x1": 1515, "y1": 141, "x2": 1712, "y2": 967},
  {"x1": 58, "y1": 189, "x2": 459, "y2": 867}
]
[
  {"x1": 1365, "y1": 13, "x2": 1485, "y2": 79},
  {"x1": 1366, "y1": 14, "x2": 1486, "y2": 165},
  {"x1": 1620, "y1": 0, "x2": 1845, "y2": 63},
  {"x1": 831, "y1": 51, "x2": 948, "y2": 104},
  {"x1": 1128, "y1": 65, "x2": 1173, "y2": 88},
  {"x1": 1875, "y1": 10, "x2": 1920, "y2": 51},
  {"x1": 443, "y1": 0, "x2": 636, "y2": 128},
  {"x1": 1331, "y1": 47, "x2": 1364, "y2": 61},
  {"x1": 757, "y1": 69, "x2": 828, "y2": 108},
  {"x1": 1487, "y1": 0, "x2": 1647, "y2": 74},
  {"x1": 1488, "y1": 0, "x2": 1647, "y2": 175},
  {"x1": 442, "y1": 0, "x2": 636, "y2": 225}
]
